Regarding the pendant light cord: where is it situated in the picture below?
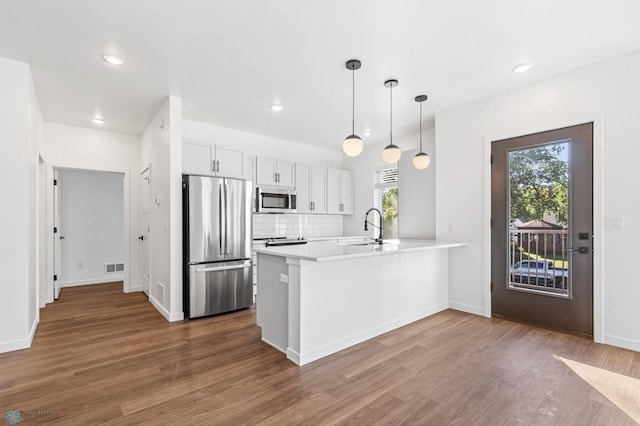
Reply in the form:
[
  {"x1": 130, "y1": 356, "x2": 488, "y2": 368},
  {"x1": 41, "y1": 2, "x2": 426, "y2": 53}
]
[
  {"x1": 389, "y1": 83, "x2": 393, "y2": 145},
  {"x1": 419, "y1": 101, "x2": 423, "y2": 151},
  {"x1": 351, "y1": 68, "x2": 355, "y2": 134}
]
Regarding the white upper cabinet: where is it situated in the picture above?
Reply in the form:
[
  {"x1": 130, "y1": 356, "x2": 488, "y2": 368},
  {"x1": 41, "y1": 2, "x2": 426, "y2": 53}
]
[
  {"x1": 295, "y1": 164, "x2": 327, "y2": 214},
  {"x1": 182, "y1": 141, "x2": 212, "y2": 175},
  {"x1": 311, "y1": 166, "x2": 327, "y2": 213},
  {"x1": 340, "y1": 169, "x2": 354, "y2": 214},
  {"x1": 327, "y1": 168, "x2": 354, "y2": 215},
  {"x1": 215, "y1": 145, "x2": 244, "y2": 179},
  {"x1": 182, "y1": 140, "x2": 244, "y2": 179},
  {"x1": 256, "y1": 157, "x2": 295, "y2": 187}
]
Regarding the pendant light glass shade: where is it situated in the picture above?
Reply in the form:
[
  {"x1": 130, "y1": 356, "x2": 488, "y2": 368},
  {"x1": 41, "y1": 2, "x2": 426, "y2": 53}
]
[
  {"x1": 383, "y1": 79, "x2": 400, "y2": 164},
  {"x1": 343, "y1": 134, "x2": 364, "y2": 157},
  {"x1": 383, "y1": 144, "x2": 401, "y2": 163},
  {"x1": 413, "y1": 94, "x2": 431, "y2": 170},
  {"x1": 343, "y1": 59, "x2": 363, "y2": 157},
  {"x1": 413, "y1": 151, "x2": 431, "y2": 169}
]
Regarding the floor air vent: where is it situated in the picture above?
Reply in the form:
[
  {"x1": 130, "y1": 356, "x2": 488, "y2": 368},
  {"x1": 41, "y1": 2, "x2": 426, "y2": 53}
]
[{"x1": 105, "y1": 263, "x2": 125, "y2": 273}]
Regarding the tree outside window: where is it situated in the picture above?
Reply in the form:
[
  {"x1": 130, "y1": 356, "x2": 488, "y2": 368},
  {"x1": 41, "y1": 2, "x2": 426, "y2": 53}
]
[{"x1": 375, "y1": 167, "x2": 398, "y2": 240}]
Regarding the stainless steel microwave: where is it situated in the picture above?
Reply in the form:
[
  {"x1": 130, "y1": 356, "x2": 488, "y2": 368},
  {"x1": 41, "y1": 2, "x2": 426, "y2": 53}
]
[{"x1": 256, "y1": 187, "x2": 297, "y2": 213}]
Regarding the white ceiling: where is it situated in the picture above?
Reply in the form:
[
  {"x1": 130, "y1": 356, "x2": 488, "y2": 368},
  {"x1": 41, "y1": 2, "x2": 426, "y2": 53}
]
[{"x1": 2, "y1": 1, "x2": 640, "y2": 150}]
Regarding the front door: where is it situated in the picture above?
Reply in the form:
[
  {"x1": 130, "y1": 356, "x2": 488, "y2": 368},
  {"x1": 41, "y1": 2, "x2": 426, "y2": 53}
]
[{"x1": 491, "y1": 123, "x2": 593, "y2": 336}]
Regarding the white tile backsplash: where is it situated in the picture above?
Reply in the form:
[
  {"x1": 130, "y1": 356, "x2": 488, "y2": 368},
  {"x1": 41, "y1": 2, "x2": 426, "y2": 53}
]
[{"x1": 253, "y1": 214, "x2": 343, "y2": 238}]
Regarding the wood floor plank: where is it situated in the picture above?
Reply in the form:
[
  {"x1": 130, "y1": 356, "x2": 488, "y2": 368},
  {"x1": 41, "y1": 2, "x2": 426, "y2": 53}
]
[{"x1": 1, "y1": 282, "x2": 638, "y2": 425}]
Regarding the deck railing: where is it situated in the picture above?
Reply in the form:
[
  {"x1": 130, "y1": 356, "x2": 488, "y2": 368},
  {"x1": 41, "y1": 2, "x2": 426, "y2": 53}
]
[{"x1": 509, "y1": 229, "x2": 569, "y2": 296}]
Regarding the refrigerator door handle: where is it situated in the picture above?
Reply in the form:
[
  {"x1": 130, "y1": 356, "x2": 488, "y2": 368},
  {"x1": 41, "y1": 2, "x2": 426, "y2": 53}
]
[
  {"x1": 218, "y1": 182, "x2": 223, "y2": 252},
  {"x1": 194, "y1": 263, "x2": 251, "y2": 273},
  {"x1": 224, "y1": 182, "x2": 229, "y2": 255}
]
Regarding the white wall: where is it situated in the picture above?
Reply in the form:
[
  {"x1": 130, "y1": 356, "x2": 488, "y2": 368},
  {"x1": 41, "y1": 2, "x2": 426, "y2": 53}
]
[
  {"x1": 0, "y1": 57, "x2": 41, "y2": 353},
  {"x1": 343, "y1": 129, "x2": 436, "y2": 239},
  {"x1": 436, "y1": 49, "x2": 640, "y2": 351},
  {"x1": 182, "y1": 119, "x2": 344, "y2": 169},
  {"x1": 141, "y1": 96, "x2": 183, "y2": 321},
  {"x1": 41, "y1": 122, "x2": 141, "y2": 296},
  {"x1": 398, "y1": 133, "x2": 436, "y2": 239},
  {"x1": 58, "y1": 169, "x2": 124, "y2": 286},
  {"x1": 28, "y1": 69, "x2": 43, "y2": 331}
]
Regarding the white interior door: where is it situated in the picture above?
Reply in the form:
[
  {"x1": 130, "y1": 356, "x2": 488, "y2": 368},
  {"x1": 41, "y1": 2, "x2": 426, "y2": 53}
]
[
  {"x1": 140, "y1": 167, "x2": 151, "y2": 295},
  {"x1": 53, "y1": 169, "x2": 62, "y2": 299}
]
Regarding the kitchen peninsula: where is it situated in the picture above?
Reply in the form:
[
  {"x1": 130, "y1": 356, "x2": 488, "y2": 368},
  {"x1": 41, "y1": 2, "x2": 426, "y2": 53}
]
[{"x1": 254, "y1": 239, "x2": 466, "y2": 365}]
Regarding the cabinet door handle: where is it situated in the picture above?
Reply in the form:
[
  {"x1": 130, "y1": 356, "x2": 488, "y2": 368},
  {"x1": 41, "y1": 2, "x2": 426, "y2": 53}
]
[
  {"x1": 217, "y1": 160, "x2": 220, "y2": 173},
  {"x1": 212, "y1": 160, "x2": 216, "y2": 172}
]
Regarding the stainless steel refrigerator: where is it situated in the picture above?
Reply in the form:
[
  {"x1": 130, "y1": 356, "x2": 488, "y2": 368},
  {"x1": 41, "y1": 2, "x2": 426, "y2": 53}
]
[{"x1": 182, "y1": 175, "x2": 253, "y2": 318}]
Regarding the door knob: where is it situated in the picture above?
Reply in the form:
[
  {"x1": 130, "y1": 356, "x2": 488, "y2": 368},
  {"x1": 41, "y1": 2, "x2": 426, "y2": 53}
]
[{"x1": 138, "y1": 235, "x2": 145, "y2": 241}]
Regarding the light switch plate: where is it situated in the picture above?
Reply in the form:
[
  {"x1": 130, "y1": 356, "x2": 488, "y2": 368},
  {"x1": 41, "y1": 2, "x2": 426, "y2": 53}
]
[{"x1": 280, "y1": 273, "x2": 289, "y2": 284}]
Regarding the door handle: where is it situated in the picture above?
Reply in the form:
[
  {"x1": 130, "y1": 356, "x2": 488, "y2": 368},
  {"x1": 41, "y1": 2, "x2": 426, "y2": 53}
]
[
  {"x1": 567, "y1": 247, "x2": 590, "y2": 254},
  {"x1": 138, "y1": 235, "x2": 144, "y2": 241},
  {"x1": 60, "y1": 236, "x2": 66, "y2": 240}
]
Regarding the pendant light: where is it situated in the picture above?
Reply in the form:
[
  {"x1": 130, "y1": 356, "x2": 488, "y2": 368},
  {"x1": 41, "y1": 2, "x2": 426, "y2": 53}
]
[
  {"x1": 342, "y1": 59, "x2": 364, "y2": 157},
  {"x1": 413, "y1": 95, "x2": 431, "y2": 170},
  {"x1": 382, "y1": 79, "x2": 401, "y2": 163}
]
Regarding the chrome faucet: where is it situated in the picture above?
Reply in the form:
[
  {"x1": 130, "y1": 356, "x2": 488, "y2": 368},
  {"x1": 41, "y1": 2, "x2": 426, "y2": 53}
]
[{"x1": 364, "y1": 208, "x2": 383, "y2": 244}]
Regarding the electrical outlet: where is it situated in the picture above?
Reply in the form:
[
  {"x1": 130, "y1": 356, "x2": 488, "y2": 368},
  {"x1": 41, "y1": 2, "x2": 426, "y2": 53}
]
[
  {"x1": 280, "y1": 273, "x2": 289, "y2": 284},
  {"x1": 605, "y1": 216, "x2": 625, "y2": 230}
]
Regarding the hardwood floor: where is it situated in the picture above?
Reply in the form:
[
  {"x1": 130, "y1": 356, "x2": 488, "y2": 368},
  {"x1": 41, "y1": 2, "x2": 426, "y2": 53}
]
[{"x1": 1, "y1": 282, "x2": 639, "y2": 425}]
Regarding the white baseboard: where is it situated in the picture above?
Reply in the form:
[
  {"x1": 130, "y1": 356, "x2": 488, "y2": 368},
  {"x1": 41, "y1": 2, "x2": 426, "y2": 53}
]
[
  {"x1": 148, "y1": 295, "x2": 184, "y2": 322},
  {"x1": 0, "y1": 318, "x2": 39, "y2": 354},
  {"x1": 296, "y1": 302, "x2": 448, "y2": 366},
  {"x1": 60, "y1": 276, "x2": 124, "y2": 288},
  {"x1": 603, "y1": 334, "x2": 640, "y2": 353},
  {"x1": 126, "y1": 286, "x2": 142, "y2": 293},
  {"x1": 286, "y1": 347, "x2": 301, "y2": 365},
  {"x1": 449, "y1": 301, "x2": 486, "y2": 317},
  {"x1": 261, "y1": 337, "x2": 286, "y2": 354}
]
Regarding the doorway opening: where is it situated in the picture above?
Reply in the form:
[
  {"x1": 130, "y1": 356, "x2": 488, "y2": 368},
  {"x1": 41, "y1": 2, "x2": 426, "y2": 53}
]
[
  {"x1": 491, "y1": 123, "x2": 593, "y2": 336},
  {"x1": 45, "y1": 164, "x2": 131, "y2": 305}
]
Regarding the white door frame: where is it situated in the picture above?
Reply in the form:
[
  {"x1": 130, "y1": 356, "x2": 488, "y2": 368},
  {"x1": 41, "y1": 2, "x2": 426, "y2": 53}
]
[
  {"x1": 43, "y1": 161, "x2": 132, "y2": 304},
  {"x1": 483, "y1": 113, "x2": 604, "y2": 343},
  {"x1": 140, "y1": 164, "x2": 151, "y2": 296}
]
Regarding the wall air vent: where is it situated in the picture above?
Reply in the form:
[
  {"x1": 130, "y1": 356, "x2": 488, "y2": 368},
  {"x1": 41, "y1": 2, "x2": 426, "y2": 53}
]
[{"x1": 105, "y1": 263, "x2": 125, "y2": 274}]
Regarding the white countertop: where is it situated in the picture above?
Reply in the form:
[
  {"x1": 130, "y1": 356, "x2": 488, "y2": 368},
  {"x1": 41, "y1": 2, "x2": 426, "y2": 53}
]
[{"x1": 253, "y1": 239, "x2": 467, "y2": 262}]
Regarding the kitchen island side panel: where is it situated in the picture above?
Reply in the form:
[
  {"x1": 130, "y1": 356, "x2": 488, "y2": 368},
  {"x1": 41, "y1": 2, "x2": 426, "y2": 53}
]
[{"x1": 289, "y1": 249, "x2": 450, "y2": 365}]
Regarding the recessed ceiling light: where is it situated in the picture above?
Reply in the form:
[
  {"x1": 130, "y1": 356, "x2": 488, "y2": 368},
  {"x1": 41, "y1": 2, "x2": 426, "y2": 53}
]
[
  {"x1": 512, "y1": 63, "x2": 533, "y2": 73},
  {"x1": 363, "y1": 130, "x2": 371, "y2": 137},
  {"x1": 101, "y1": 53, "x2": 126, "y2": 66},
  {"x1": 269, "y1": 104, "x2": 283, "y2": 112},
  {"x1": 92, "y1": 117, "x2": 105, "y2": 125}
]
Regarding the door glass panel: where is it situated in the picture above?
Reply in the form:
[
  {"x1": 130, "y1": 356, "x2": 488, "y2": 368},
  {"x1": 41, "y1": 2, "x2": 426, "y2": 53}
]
[{"x1": 507, "y1": 141, "x2": 570, "y2": 297}]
